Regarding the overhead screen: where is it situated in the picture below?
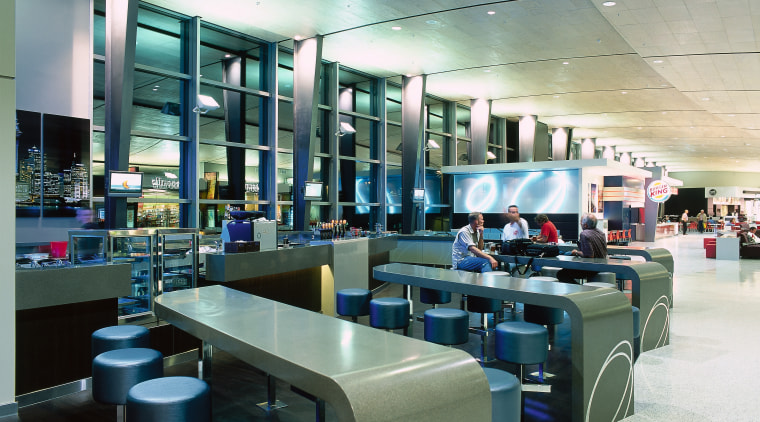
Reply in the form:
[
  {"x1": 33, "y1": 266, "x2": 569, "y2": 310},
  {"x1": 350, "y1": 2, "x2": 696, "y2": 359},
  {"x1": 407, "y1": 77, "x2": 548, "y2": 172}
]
[{"x1": 453, "y1": 170, "x2": 579, "y2": 214}]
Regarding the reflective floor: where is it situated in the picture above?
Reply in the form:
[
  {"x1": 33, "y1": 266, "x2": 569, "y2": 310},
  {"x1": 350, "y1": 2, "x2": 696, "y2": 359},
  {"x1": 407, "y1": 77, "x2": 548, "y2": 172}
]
[{"x1": 3, "y1": 232, "x2": 758, "y2": 421}]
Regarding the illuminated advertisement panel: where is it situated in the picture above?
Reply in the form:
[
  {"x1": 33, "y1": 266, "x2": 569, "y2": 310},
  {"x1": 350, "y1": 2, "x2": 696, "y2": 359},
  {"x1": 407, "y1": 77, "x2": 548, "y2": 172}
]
[{"x1": 453, "y1": 170, "x2": 579, "y2": 214}]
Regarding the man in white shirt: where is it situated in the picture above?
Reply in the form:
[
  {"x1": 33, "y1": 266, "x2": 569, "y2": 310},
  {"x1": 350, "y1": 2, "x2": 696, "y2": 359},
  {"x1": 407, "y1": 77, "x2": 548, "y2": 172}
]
[
  {"x1": 681, "y1": 209, "x2": 689, "y2": 235},
  {"x1": 748, "y1": 227, "x2": 760, "y2": 244},
  {"x1": 452, "y1": 211, "x2": 498, "y2": 272},
  {"x1": 502, "y1": 204, "x2": 530, "y2": 241}
]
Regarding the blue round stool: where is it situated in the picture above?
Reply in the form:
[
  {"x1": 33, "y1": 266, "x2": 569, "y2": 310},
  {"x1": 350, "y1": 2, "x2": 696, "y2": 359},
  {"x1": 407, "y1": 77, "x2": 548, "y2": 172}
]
[
  {"x1": 127, "y1": 376, "x2": 211, "y2": 422},
  {"x1": 336, "y1": 288, "x2": 372, "y2": 322},
  {"x1": 495, "y1": 321, "x2": 549, "y2": 383},
  {"x1": 424, "y1": 308, "x2": 469, "y2": 346},
  {"x1": 92, "y1": 325, "x2": 150, "y2": 359},
  {"x1": 419, "y1": 288, "x2": 451, "y2": 308},
  {"x1": 467, "y1": 295, "x2": 503, "y2": 362},
  {"x1": 369, "y1": 297, "x2": 410, "y2": 332},
  {"x1": 92, "y1": 348, "x2": 164, "y2": 417},
  {"x1": 482, "y1": 368, "x2": 521, "y2": 422},
  {"x1": 632, "y1": 306, "x2": 641, "y2": 360}
]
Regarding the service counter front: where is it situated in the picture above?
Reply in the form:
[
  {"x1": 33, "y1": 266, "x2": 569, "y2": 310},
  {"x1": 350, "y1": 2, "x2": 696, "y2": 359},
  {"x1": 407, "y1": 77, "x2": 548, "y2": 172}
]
[
  {"x1": 204, "y1": 234, "x2": 397, "y2": 315},
  {"x1": 656, "y1": 222, "x2": 679, "y2": 239},
  {"x1": 15, "y1": 264, "x2": 131, "y2": 397}
]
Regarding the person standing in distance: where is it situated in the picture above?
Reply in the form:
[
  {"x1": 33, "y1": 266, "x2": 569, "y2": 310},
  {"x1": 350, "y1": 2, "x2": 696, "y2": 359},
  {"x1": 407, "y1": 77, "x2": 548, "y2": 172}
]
[
  {"x1": 681, "y1": 209, "x2": 689, "y2": 235},
  {"x1": 697, "y1": 209, "x2": 706, "y2": 233},
  {"x1": 501, "y1": 204, "x2": 530, "y2": 241},
  {"x1": 452, "y1": 211, "x2": 498, "y2": 272}
]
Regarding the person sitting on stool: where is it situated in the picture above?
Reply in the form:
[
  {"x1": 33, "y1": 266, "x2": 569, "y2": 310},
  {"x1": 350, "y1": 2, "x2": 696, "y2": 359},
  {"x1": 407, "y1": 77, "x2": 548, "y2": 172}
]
[
  {"x1": 562, "y1": 213, "x2": 607, "y2": 283},
  {"x1": 452, "y1": 211, "x2": 499, "y2": 273}
]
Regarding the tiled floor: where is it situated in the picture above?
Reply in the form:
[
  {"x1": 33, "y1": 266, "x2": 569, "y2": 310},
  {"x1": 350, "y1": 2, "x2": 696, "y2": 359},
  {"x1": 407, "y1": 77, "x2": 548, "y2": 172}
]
[{"x1": 3, "y1": 232, "x2": 759, "y2": 421}]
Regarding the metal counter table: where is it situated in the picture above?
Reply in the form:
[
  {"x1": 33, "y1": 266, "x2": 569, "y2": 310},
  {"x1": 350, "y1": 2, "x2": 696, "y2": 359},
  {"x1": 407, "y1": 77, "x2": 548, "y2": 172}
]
[
  {"x1": 373, "y1": 263, "x2": 635, "y2": 422},
  {"x1": 155, "y1": 285, "x2": 490, "y2": 422},
  {"x1": 496, "y1": 254, "x2": 670, "y2": 352}
]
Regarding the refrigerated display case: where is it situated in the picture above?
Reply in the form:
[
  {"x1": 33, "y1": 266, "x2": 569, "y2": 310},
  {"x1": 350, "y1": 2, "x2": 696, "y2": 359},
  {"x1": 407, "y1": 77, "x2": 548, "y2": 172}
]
[
  {"x1": 68, "y1": 230, "x2": 108, "y2": 265},
  {"x1": 157, "y1": 229, "x2": 197, "y2": 295},
  {"x1": 108, "y1": 230, "x2": 155, "y2": 319}
]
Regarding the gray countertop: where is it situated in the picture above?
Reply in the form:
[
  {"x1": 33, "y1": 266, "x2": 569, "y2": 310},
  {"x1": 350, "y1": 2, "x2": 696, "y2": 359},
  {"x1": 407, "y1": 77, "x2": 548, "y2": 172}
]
[{"x1": 16, "y1": 263, "x2": 132, "y2": 310}]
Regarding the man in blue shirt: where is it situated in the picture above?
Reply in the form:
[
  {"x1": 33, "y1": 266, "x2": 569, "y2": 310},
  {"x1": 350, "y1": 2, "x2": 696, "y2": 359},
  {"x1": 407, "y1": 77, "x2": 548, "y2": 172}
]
[{"x1": 452, "y1": 211, "x2": 498, "y2": 272}]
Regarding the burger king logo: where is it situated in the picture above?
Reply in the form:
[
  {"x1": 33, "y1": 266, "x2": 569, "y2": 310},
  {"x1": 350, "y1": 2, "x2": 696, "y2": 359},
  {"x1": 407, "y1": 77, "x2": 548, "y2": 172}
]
[{"x1": 646, "y1": 180, "x2": 671, "y2": 203}]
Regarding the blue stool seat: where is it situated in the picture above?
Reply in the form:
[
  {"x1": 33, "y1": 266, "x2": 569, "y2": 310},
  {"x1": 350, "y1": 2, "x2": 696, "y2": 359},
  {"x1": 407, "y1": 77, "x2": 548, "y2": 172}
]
[
  {"x1": 495, "y1": 321, "x2": 549, "y2": 365},
  {"x1": 419, "y1": 287, "x2": 451, "y2": 306},
  {"x1": 483, "y1": 368, "x2": 521, "y2": 422},
  {"x1": 369, "y1": 298, "x2": 410, "y2": 330},
  {"x1": 523, "y1": 304, "x2": 565, "y2": 326},
  {"x1": 92, "y1": 348, "x2": 163, "y2": 405},
  {"x1": 424, "y1": 308, "x2": 469, "y2": 345},
  {"x1": 127, "y1": 376, "x2": 211, "y2": 422},
  {"x1": 467, "y1": 295, "x2": 502, "y2": 313},
  {"x1": 92, "y1": 325, "x2": 150, "y2": 359},
  {"x1": 336, "y1": 288, "x2": 372, "y2": 321}
]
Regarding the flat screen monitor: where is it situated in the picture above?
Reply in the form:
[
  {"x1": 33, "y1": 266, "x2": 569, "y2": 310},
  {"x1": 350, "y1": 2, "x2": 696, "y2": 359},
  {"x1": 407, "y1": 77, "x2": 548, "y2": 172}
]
[
  {"x1": 109, "y1": 171, "x2": 144, "y2": 197},
  {"x1": 304, "y1": 181, "x2": 323, "y2": 200},
  {"x1": 412, "y1": 188, "x2": 425, "y2": 202}
]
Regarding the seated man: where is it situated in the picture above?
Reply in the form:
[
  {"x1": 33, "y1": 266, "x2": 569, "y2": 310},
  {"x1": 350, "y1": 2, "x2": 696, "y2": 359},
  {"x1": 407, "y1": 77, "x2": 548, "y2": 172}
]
[
  {"x1": 560, "y1": 214, "x2": 608, "y2": 283},
  {"x1": 452, "y1": 211, "x2": 498, "y2": 273},
  {"x1": 533, "y1": 214, "x2": 558, "y2": 244},
  {"x1": 571, "y1": 213, "x2": 608, "y2": 258}
]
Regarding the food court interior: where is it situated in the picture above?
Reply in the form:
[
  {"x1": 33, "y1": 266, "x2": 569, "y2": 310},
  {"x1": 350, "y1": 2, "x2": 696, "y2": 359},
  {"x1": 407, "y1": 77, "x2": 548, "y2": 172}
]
[{"x1": 3, "y1": 0, "x2": 760, "y2": 421}]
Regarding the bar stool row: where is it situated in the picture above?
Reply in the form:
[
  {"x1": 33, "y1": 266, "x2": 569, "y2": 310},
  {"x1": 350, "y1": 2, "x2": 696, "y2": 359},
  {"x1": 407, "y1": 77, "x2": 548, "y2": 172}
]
[{"x1": 90, "y1": 325, "x2": 211, "y2": 422}]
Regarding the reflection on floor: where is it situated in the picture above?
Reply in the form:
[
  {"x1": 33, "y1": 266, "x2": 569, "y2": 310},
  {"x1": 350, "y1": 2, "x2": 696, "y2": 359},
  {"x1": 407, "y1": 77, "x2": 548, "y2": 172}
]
[{"x1": 3, "y1": 232, "x2": 758, "y2": 421}]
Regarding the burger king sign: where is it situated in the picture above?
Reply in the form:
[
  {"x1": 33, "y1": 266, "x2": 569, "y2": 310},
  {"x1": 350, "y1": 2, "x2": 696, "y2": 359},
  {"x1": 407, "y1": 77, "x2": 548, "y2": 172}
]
[{"x1": 646, "y1": 180, "x2": 671, "y2": 203}]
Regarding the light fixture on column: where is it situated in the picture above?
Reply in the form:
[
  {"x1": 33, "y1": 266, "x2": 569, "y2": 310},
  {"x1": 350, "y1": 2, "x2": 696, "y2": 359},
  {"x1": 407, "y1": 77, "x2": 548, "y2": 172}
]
[
  {"x1": 425, "y1": 139, "x2": 440, "y2": 151},
  {"x1": 336, "y1": 121, "x2": 356, "y2": 137},
  {"x1": 193, "y1": 95, "x2": 220, "y2": 114},
  {"x1": 486, "y1": 151, "x2": 497, "y2": 160}
]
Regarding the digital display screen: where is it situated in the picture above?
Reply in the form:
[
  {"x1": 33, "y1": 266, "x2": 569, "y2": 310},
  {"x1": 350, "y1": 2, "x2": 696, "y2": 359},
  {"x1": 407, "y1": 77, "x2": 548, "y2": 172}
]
[
  {"x1": 412, "y1": 188, "x2": 425, "y2": 202},
  {"x1": 109, "y1": 171, "x2": 143, "y2": 197},
  {"x1": 304, "y1": 181, "x2": 323, "y2": 199},
  {"x1": 453, "y1": 170, "x2": 580, "y2": 214}
]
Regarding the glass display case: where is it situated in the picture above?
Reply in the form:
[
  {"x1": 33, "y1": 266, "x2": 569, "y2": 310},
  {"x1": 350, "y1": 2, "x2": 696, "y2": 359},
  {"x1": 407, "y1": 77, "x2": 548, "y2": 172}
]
[
  {"x1": 108, "y1": 230, "x2": 155, "y2": 319},
  {"x1": 157, "y1": 229, "x2": 197, "y2": 295},
  {"x1": 68, "y1": 230, "x2": 108, "y2": 265}
]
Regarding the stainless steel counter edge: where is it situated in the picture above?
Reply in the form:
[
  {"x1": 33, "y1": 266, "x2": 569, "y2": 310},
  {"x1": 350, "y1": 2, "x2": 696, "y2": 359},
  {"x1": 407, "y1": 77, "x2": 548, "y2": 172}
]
[
  {"x1": 16, "y1": 264, "x2": 132, "y2": 310},
  {"x1": 154, "y1": 286, "x2": 491, "y2": 422},
  {"x1": 205, "y1": 244, "x2": 332, "y2": 282}
]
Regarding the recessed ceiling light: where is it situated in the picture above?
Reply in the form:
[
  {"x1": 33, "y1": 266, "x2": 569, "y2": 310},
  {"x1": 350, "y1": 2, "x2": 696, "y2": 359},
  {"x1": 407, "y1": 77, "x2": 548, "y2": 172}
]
[
  {"x1": 426, "y1": 19, "x2": 438, "y2": 25},
  {"x1": 701, "y1": 97, "x2": 710, "y2": 101},
  {"x1": 562, "y1": 61, "x2": 569, "y2": 65},
  {"x1": 602, "y1": 1, "x2": 616, "y2": 6},
  {"x1": 621, "y1": 91, "x2": 628, "y2": 94},
  {"x1": 294, "y1": 35, "x2": 303, "y2": 41},
  {"x1": 653, "y1": 60, "x2": 663, "y2": 64},
  {"x1": 728, "y1": 114, "x2": 736, "y2": 117},
  {"x1": 224, "y1": 54, "x2": 231, "y2": 58},
  {"x1": 484, "y1": 69, "x2": 491, "y2": 73},
  {"x1": 662, "y1": 111, "x2": 667, "y2": 114},
  {"x1": 553, "y1": 95, "x2": 560, "y2": 98},
  {"x1": 487, "y1": 11, "x2": 496, "y2": 15},
  {"x1": 391, "y1": 26, "x2": 402, "y2": 30}
]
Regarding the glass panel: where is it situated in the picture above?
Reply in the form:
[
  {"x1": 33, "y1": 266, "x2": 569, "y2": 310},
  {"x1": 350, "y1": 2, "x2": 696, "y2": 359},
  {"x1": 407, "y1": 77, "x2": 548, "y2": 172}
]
[
  {"x1": 457, "y1": 140, "x2": 470, "y2": 165},
  {"x1": 92, "y1": 132, "x2": 105, "y2": 197},
  {"x1": 427, "y1": 101, "x2": 445, "y2": 133},
  {"x1": 316, "y1": 108, "x2": 330, "y2": 154},
  {"x1": 199, "y1": 203, "x2": 266, "y2": 230},
  {"x1": 354, "y1": 81, "x2": 372, "y2": 116},
  {"x1": 278, "y1": 101, "x2": 293, "y2": 150},
  {"x1": 200, "y1": 25, "x2": 266, "y2": 85},
  {"x1": 456, "y1": 106, "x2": 470, "y2": 138},
  {"x1": 135, "y1": 7, "x2": 182, "y2": 72},
  {"x1": 133, "y1": 72, "x2": 181, "y2": 135},
  {"x1": 313, "y1": 157, "x2": 329, "y2": 184},
  {"x1": 278, "y1": 50, "x2": 294, "y2": 97},
  {"x1": 386, "y1": 165, "x2": 402, "y2": 215},
  {"x1": 426, "y1": 133, "x2": 444, "y2": 170},
  {"x1": 198, "y1": 144, "x2": 262, "y2": 201},
  {"x1": 93, "y1": 62, "x2": 105, "y2": 126},
  {"x1": 136, "y1": 203, "x2": 180, "y2": 227},
  {"x1": 197, "y1": 87, "x2": 264, "y2": 146},
  {"x1": 386, "y1": 125, "x2": 402, "y2": 165},
  {"x1": 386, "y1": 83, "x2": 402, "y2": 123},
  {"x1": 94, "y1": 6, "x2": 105, "y2": 56},
  {"x1": 354, "y1": 118, "x2": 372, "y2": 160}
]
